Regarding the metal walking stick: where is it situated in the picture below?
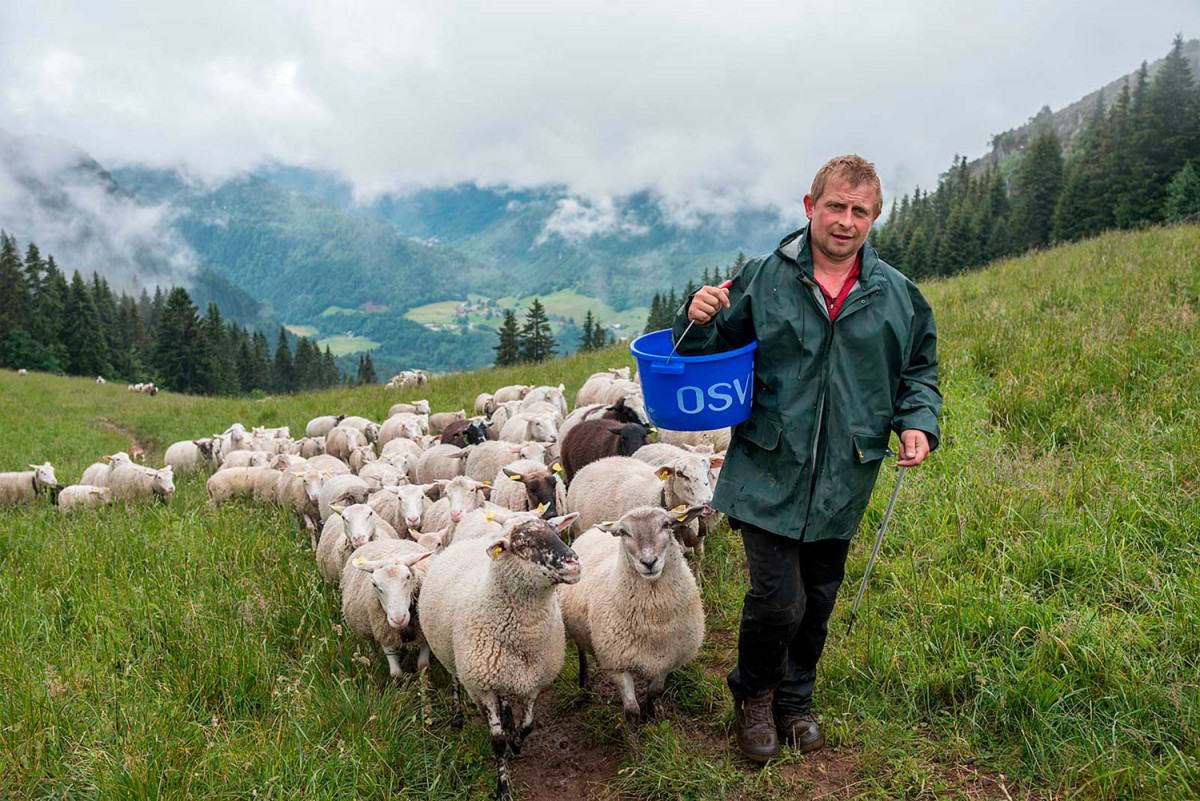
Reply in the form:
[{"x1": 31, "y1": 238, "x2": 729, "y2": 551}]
[{"x1": 846, "y1": 464, "x2": 907, "y2": 635}]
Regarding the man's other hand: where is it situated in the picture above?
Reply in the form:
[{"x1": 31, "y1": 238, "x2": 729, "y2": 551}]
[
  {"x1": 897, "y1": 430, "x2": 930, "y2": 466},
  {"x1": 688, "y1": 285, "x2": 731, "y2": 324}
]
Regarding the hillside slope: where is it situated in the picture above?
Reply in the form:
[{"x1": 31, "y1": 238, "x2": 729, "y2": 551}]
[{"x1": 1, "y1": 224, "x2": 1198, "y2": 799}]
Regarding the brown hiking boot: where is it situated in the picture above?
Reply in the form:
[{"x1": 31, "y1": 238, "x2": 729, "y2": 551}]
[
  {"x1": 775, "y1": 711, "x2": 825, "y2": 753},
  {"x1": 733, "y1": 693, "x2": 778, "y2": 763}
]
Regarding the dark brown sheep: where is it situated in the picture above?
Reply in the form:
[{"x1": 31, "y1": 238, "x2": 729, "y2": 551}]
[
  {"x1": 499, "y1": 465, "x2": 562, "y2": 517},
  {"x1": 560, "y1": 419, "x2": 651, "y2": 483}
]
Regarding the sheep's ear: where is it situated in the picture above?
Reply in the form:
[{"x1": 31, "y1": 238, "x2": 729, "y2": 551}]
[
  {"x1": 508, "y1": 446, "x2": 523, "y2": 454},
  {"x1": 709, "y1": 456, "x2": 725, "y2": 468},
  {"x1": 503, "y1": 468, "x2": 522, "y2": 481},
  {"x1": 485, "y1": 536, "x2": 510, "y2": 561},
  {"x1": 673, "y1": 505, "x2": 708, "y2": 524},
  {"x1": 399, "y1": 551, "x2": 432, "y2": 567},
  {"x1": 548, "y1": 513, "x2": 577, "y2": 535},
  {"x1": 655, "y1": 466, "x2": 674, "y2": 481},
  {"x1": 102, "y1": 455, "x2": 112, "y2": 461},
  {"x1": 448, "y1": 450, "x2": 470, "y2": 460},
  {"x1": 597, "y1": 520, "x2": 624, "y2": 537},
  {"x1": 422, "y1": 483, "x2": 443, "y2": 500},
  {"x1": 330, "y1": 504, "x2": 345, "y2": 514},
  {"x1": 353, "y1": 556, "x2": 382, "y2": 572}
]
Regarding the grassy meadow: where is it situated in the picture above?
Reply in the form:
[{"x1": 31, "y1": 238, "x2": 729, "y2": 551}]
[{"x1": 1, "y1": 224, "x2": 1198, "y2": 799}]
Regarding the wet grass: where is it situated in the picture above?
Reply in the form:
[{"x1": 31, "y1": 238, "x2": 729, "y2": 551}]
[{"x1": 1, "y1": 223, "x2": 1198, "y2": 799}]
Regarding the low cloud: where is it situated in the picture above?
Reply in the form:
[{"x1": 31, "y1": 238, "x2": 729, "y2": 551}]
[
  {"x1": 537, "y1": 195, "x2": 650, "y2": 244},
  {"x1": 0, "y1": 130, "x2": 197, "y2": 291}
]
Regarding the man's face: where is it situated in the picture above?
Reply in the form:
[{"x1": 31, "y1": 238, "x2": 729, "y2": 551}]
[{"x1": 803, "y1": 176, "x2": 880, "y2": 264}]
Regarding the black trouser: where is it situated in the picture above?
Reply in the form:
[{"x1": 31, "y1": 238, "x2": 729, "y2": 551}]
[{"x1": 726, "y1": 522, "x2": 851, "y2": 715}]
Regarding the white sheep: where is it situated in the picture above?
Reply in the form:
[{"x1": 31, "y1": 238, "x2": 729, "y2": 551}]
[
  {"x1": 422, "y1": 475, "x2": 491, "y2": 538},
  {"x1": 164, "y1": 439, "x2": 216, "y2": 474},
  {"x1": 464, "y1": 441, "x2": 546, "y2": 483},
  {"x1": 387, "y1": 400, "x2": 431, "y2": 417},
  {"x1": 57, "y1": 484, "x2": 111, "y2": 512},
  {"x1": 488, "y1": 400, "x2": 524, "y2": 437},
  {"x1": 79, "y1": 452, "x2": 131, "y2": 487},
  {"x1": 252, "y1": 425, "x2": 290, "y2": 440},
  {"x1": 339, "y1": 416, "x2": 381, "y2": 444},
  {"x1": 557, "y1": 506, "x2": 706, "y2": 734},
  {"x1": 348, "y1": 445, "x2": 377, "y2": 474},
  {"x1": 206, "y1": 466, "x2": 273, "y2": 505},
  {"x1": 519, "y1": 400, "x2": 565, "y2": 426},
  {"x1": 521, "y1": 384, "x2": 568, "y2": 420},
  {"x1": 304, "y1": 454, "x2": 352, "y2": 476},
  {"x1": 428, "y1": 410, "x2": 467, "y2": 435},
  {"x1": 418, "y1": 513, "x2": 580, "y2": 799},
  {"x1": 276, "y1": 468, "x2": 325, "y2": 538},
  {"x1": 17, "y1": 368, "x2": 27, "y2": 376},
  {"x1": 497, "y1": 414, "x2": 557, "y2": 444},
  {"x1": 358, "y1": 460, "x2": 405, "y2": 492},
  {"x1": 575, "y1": 373, "x2": 620, "y2": 407},
  {"x1": 298, "y1": 437, "x2": 326, "y2": 458},
  {"x1": 219, "y1": 450, "x2": 269, "y2": 470},
  {"x1": 655, "y1": 426, "x2": 732, "y2": 453},
  {"x1": 368, "y1": 482, "x2": 441, "y2": 531},
  {"x1": 341, "y1": 539, "x2": 434, "y2": 684},
  {"x1": 492, "y1": 384, "x2": 531, "y2": 404},
  {"x1": 316, "y1": 503, "x2": 401, "y2": 584},
  {"x1": 378, "y1": 412, "x2": 428, "y2": 447},
  {"x1": 318, "y1": 474, "x2": 370, "y2": 522},
  {"x1": 305, "y1": 415, "x2": 345, "y2": 438},
  {"x1": 325, "y1": 424, "x2": 364, "y2": 462},
  {"x1": 415, "y1": 444, "x2": 469, "y2": 484},
  {"x1": 566, "y1": 456, "x2": 714, "y2": 536},
  {"x1": 96, "y1": 376, "x2": 106, "y2": 385},
  {"x1": 633, "y1": 443, "x2": 725, "y2": 546},
  {"x1": 108, "y1": 464, "x2": 174, "y2": 505},
  {"x1": 474, "y1": 392, "x2": 497, "y2": 417}
]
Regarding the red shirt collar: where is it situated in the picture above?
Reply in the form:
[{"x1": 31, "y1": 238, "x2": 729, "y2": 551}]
[{"x1": 820, "y1": 254, "x2": 862, "y2": 320}]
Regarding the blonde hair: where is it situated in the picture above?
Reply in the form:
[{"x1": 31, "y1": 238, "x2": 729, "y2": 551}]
[{"x1": 810, "y1": 155, "x2": 883, "y2": 216}]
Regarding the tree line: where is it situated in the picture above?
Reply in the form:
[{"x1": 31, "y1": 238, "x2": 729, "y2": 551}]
[
  {"x1": 0, "y1": 232, "x2": 354, "y2": 395},
  {"x1": 873, "y1": 35, "x2": 1200, "y2": 280},
  {"x1": 643, "y1": 253, "x2": 746, "y2": 332}
]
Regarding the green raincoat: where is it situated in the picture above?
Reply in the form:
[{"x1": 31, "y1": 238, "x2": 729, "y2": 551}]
[{"x1": 671, "y1": 226, "x2": 941, "y2": 542}]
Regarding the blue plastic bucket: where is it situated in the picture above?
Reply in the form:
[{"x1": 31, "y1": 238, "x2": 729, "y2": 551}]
[{"x1": 629, "y1": 329, "x2": 758, "y2": 431}]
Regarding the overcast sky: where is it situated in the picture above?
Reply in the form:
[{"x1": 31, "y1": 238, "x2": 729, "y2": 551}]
[{"x1": 2, "y1": 0, "x2": 1197, "y2": 218}]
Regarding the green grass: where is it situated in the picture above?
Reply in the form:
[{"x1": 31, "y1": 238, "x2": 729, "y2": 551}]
[
  {"x1": 316, "y1": 335, "x2": 383, "y2": 356},
  {"x1": 2, "y1": 224, "x2": 1199, "y2": 799}
]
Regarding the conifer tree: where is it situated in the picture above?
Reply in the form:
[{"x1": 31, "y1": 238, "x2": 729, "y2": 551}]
[
  {"x1": 0, "y1": 233, "x2": 30, "y2": 349},
  {"x1": 272, "y1": 328, "x2": 294, "y2": 393},
  {"x1": 358, "y1": 351, "x2": 378, "y2": 385},
  {"x1": 519, "y1": 298, "x2": 557, "y2": 363},
  {"x1": 321, "y1": 346, "x2": 340, "y2": 386},
  {"x1": 155, "y1": 287, "x2": 199, "y2": 391},
  {"x1": 644, "y1": 292, "x2": 663, "y2": 334},
  {"x1": 251, "y1": 331, "x2": 272, "y2": 391},
  {"x1": 580, "y1": 309, "x2": 596, "y2": 351},
  {"x1": 1011, "y1": 127, "x2": 1064, "y2": 250},
  {"x1": 493, "y1": 310, "x2": 521, "y2": 366},
  {"x1": 63, "y1": 271, "x2": 111, "y2": 377},
  {"x1": 732, "y1": 251, "x2": 747, "y2": 276},
  {"x1": 1164, "y1": 162, "x2": 1200, "y2": 221}
]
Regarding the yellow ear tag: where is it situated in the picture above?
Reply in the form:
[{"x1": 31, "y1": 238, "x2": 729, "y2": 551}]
[
  {"x1": 509, "y1": 474, "x2": 522, "y2": 481},
  {"x1": 485, "y1": 510, "x2": 495, "y2": 523},
  {"x1": 535, "y1": 503, "x2": 546, "y2": 514},
  {"x1": 657, "y1": 470, "x2": 668, "y2": 481},
  {"x1": 552, "y1": 463, "x2": 563, "y2": 474},
  {"x1": 491, "y1": 545, "x2": 502, "y2": 561},
  {"x1": 676, "y1": 514, "x2": 690, "y2": 522},
  {"x1": 354, "y1": 556, "x2": 367, "y2": 565},
  {"x1": 600, "y1": 521, "x2": 615, "y2": 527},
  {"x1": 481, "y1": 481, "x2": 491, "y2": 487},
  {"x1": 409, "y1": 528, "x2": 420, "y2": 537},
  {"x1": 669, "y1": 504, "x2": 687, "y2": 514}
]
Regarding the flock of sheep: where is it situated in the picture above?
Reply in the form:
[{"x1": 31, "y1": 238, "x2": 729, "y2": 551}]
[{"x1": 1, "y1": 366, "x2": 730, "y2": 800}]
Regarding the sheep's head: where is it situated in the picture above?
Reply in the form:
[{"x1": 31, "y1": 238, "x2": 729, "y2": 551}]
[
  {"x1": 193, "y1": 439, "x2": 215, "y2": 462},
  {"x1": 438, "y1": 476, "x2": 489, "y2": 524},
  {"x1": 29, "y1": 462, "x2": 58, "y2": 490},
  {"x1": 598, "y1": 506, "x2": 706, "y2": 580},
  {"x1": 656, "y1": 457, "x2": 715, "y2": 512},
  {"x1": 339, "y1": 504, "x2": 382, "y2": 550},
  {"x1": 485, "y1": 514, "x2": 580, "y2": 585},
  {"x1": 413, "y1": 400, "x2": 431, "y2": 415},
  {"x1": 301, "y1": 470, "x2": 326, "y2": 502},
  {"x1": 525, "y1": 415, "x2": 558, "y2": 443},
  {"x1": 363, "y1": 422, "x2": 380, "y2": 444},
  {"x1": 392, "y1": 483, "x2": 438, "y2": 529},
  {"x1": 152, "y1": 467, "x2": 175, "y2": 503},
  {"x1": 616, "y1": 423, "x2": 652, "y2": 456},
  {"x1": 502, "y1": 467, "x2": 560, "y2": 516},
  {"x1": 463, "y1": 421, "x2": 491, "y2": 446},
  {"x1": 354, "y1": 551, "x2": 431, "y2": 629}
]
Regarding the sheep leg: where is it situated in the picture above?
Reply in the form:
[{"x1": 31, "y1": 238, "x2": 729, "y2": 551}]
[
  {"x1": 450, "y1": 681, "x2": 465, "y2": 730},
  {"x1": 510, "y1": 691, "x2": 539, "y2": 755},
  {"x1": 418, "y1": 643, "x2": 432, "y2": 725},
  {"x1": 481, "y1": 693, "x2": 512, "y2": 800},
  {"x1": 610, "y1": 671, "x2": 642, "y2": 758},
  {"x1": 383, "y1": 649, "x2": 402, "y2": 679},
  {"x1": 644, "y1": 674, "x2": 667, "y2": 721},
  {"x1": 577, "y1": 642, "x2": 590, "y2": 689}
]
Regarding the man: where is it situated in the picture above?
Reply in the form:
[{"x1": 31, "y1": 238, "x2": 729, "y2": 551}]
[{"x1": 673, "y1": 155, "x2": 941, "y2": 763}]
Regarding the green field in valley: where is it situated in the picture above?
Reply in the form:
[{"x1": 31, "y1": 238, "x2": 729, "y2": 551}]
[
  {"x1": 1, "y1": 224, "x2": 1198, "y2": 799},
  {"x1": 404, "y1": 289, "x2": 649, "y2": 338},
  {"x1": 316, "y1": 334, "x2": 383, "y2": 356}
]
